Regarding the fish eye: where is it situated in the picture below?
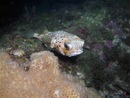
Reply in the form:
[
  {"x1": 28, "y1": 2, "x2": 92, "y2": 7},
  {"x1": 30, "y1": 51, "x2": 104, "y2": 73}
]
[{"x1": 64, "y1": 42, "x2": 72, "y2": 50}]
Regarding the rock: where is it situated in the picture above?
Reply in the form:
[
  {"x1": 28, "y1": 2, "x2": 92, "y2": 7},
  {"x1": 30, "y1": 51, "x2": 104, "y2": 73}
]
[
  {"x1": 0, "y1": 51, "x2": 101, "y2": 98},
  {"x1": 12, "y1": 49, "x2": 25, "y2": 57}
]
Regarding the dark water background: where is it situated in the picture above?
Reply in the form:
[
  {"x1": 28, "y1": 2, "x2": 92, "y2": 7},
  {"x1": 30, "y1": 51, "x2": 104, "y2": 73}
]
[
  {"x1": 0, "y1": 0, "x2": 85, "y2": 26},
  {"x1": 1, "y1": 0, "x2": 129, "y2": 26}
]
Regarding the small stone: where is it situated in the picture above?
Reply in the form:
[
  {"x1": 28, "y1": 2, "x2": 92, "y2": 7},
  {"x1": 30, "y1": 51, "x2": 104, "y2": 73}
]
[{"x1": 12, "y1": 49, "x2": 25, "y2": 57}]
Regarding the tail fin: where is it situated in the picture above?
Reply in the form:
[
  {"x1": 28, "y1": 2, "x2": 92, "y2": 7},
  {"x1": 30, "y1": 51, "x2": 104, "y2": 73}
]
[
  {"x1": 27, "y1": 30, "x2": 48, "y2": 40},
  {"x1": 33, "y1": 33, "x2": 39, "y2": 39},
  {"x1": 26, "y1": 32, "x2": 39, "y2": 39}
]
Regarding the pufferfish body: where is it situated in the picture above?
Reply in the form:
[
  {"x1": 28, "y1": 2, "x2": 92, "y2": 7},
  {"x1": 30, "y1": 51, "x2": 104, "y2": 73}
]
[{"x1": 33, "y1": 30, "x2": 84, "y2": 57}]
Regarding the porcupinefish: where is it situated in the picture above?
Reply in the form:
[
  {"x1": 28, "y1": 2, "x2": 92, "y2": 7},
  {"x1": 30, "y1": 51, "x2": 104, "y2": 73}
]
[{"x1": 33, "y1": 30, "x2": 84, "y2": 57}]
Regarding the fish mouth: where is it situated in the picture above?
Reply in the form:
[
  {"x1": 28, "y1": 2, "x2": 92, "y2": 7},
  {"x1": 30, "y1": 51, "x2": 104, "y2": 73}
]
[{"x1": 68, "y1": 50, "x2": 83, "y2": 57}]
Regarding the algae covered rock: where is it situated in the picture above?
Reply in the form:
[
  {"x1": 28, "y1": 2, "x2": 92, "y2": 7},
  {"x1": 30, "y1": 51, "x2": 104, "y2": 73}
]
[{"x1": 0, "y1": 51, "x2": 101, "y2": 98}]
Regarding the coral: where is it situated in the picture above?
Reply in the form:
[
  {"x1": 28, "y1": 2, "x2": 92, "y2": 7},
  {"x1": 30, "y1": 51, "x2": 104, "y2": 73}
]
[{"x1": 0, "y1": 51, "x2": 101, "y2": 98}]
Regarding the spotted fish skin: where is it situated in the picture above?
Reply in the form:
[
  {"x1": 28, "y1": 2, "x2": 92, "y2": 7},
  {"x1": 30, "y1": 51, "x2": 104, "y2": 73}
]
[{"x1": 34, "y1": 30, "x2": 84, "y2": 57}]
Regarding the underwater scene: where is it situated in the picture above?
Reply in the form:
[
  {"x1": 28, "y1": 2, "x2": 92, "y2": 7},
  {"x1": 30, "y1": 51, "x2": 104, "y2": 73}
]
[{"x1": 0, "y1": 0, "x2": 130, "y2": 98}]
